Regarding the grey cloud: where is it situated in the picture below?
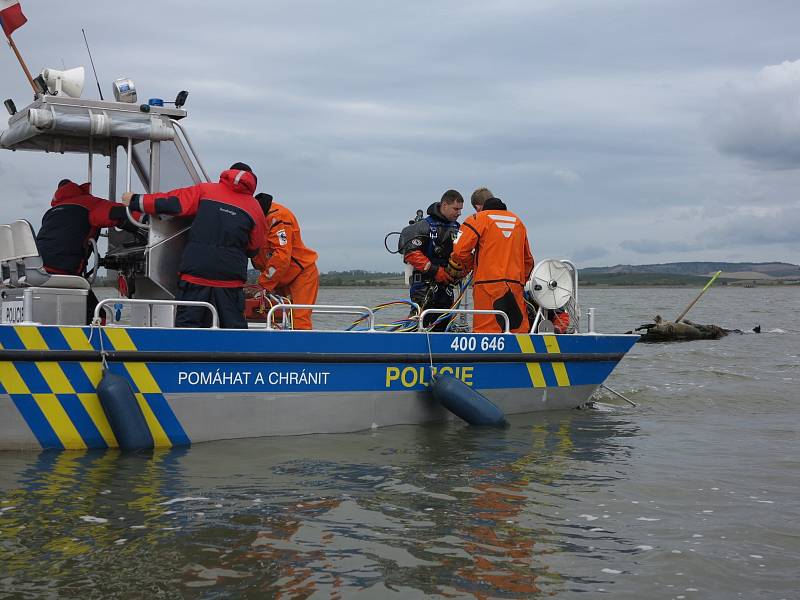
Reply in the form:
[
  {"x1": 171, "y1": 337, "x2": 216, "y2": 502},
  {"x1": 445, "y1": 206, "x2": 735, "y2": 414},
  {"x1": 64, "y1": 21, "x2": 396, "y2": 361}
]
[
  {"x1": 572, "y1": 245, "x2": 609, "y2": 262},
  {"x1": 620, "y1": 239, "x2": 700, "y2": 255},
  {"x1": 620, "y1": 202, "x2": 800, "y2": 260},
  {"x1": 3, "y1": 1, "x2": 800, "y2": 270},
  {"x1": 551, "y1": 169, "x2": 581, "y2": 185},
  {"x1": 703, "y1": 203, "x2": 800, "y2": 248},
  {"x1": 708, "y1": 60, "x2": 800, "y2": 168}
]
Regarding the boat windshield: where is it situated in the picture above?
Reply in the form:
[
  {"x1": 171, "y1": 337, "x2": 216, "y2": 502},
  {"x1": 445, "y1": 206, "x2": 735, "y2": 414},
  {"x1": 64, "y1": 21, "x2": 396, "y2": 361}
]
[
  {"x1": 159, "y1": 138, "x2": 197, "y2": 191},
  {"x1": 118, "y1": 136, "x2": 198, "y2": 197}
]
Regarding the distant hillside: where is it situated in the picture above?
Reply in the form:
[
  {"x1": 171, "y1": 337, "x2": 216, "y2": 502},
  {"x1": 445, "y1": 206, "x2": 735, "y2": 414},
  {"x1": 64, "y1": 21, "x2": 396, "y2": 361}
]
[
  {"x1": 237, "y1": 263, "x2": 800, "y2": 289},
  {"x1": 319, "y1": 270, "x2": 404, "y2": 287},
  {"x1": 246, "y1": 269, "x2": 404, "y2": 287},
  {"x1": 579, "y1": 272, "x2": 712, "y2": 286},
  {"x1": 581, "y1": 262, "x2": 800, "y2": 279}
]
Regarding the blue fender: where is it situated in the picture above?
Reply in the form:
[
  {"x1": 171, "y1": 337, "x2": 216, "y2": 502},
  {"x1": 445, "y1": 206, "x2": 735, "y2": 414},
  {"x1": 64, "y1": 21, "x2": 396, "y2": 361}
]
[
  {"x1": 97, "y1": 371, "x2": 155, "y2": 451},
  {"x1": 431, "y1": 373, "x2": 507, "y2": 427}
]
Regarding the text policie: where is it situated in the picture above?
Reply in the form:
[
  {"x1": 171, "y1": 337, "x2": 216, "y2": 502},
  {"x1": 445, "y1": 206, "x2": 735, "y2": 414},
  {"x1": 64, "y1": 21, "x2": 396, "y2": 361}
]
[{"x1": 385, "y1": 365, "x2": 474, "y2": 389}]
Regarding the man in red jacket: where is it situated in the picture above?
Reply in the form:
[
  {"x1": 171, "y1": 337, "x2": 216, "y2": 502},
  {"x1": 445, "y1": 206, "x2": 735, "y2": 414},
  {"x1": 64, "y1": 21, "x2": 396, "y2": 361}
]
[
  {"x1": 37, "y1": 179, "x2": 136, "y2": 324},
  {"x1": 37, "y1": 179, "x2": 132, "y2": 276},
  {"x1": 121, "y1": 162, "x2": 266, "y2": 329}
]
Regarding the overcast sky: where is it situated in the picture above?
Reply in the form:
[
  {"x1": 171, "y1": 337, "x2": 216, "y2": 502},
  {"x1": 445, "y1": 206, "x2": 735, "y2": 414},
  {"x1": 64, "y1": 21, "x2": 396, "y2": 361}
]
[{"x1": 2, "y1": 0, "x2": 799, "y2": 271}]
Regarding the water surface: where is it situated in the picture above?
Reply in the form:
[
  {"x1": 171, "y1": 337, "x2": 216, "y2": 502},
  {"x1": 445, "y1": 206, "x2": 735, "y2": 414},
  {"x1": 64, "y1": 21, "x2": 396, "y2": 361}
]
[{"x1": 1, "y1": 286, "x2": 798, "y2": 599}]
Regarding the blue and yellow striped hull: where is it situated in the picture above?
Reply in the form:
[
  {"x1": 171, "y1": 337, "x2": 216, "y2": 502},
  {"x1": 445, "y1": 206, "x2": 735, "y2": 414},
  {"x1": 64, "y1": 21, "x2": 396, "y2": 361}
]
[{"x1": 0, "y1": 325, "x2": 638, "y2": 451}]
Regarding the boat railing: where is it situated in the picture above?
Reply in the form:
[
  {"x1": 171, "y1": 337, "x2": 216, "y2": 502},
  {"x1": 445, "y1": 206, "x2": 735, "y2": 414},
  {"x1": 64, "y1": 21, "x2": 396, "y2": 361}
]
[
  {"x1": 171, "y1": 119, "x2": 211, "y2": 182},
  {"x1": 418, "y1": 308, "x2": 511, "y2": 333},
  {"x1": 94, "y1": 298, "x2": 219, "y2": 328},
  {"x1": 264, "y1": 304, "x2": 376, "y2": 331}
]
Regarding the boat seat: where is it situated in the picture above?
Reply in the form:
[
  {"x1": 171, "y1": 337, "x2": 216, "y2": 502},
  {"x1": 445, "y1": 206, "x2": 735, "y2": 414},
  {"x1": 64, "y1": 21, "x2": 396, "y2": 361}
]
[
  {"x1": 9, "y1": 219, "x2": 90, "y2": 290},
  {"x1": 0, "y1": 223, "x2": 16, "y2": 287}
]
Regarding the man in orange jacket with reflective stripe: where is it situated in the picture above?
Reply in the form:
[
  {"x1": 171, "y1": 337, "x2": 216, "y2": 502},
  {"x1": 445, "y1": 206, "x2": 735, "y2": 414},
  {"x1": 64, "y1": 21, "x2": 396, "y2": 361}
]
[
  {"x1": 451, "y1": 197, "x2": 534, "y2": 334},
  {"x1": 253, "y1": 193, "x2": 319, "y2": 329}
]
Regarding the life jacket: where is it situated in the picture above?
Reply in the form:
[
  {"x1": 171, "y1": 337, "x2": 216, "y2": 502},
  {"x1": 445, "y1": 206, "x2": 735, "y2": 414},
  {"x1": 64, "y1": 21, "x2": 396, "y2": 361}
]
[
  {"x1": 400, "y1": 202, "x2": 459, "y2": 278},
  {"x1": 424, "y1": 214, "x2": 460, "y2": 270}
]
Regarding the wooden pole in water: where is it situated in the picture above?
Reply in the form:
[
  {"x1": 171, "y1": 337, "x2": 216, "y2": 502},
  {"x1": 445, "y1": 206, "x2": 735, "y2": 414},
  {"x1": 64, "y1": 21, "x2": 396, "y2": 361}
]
[{"x1": 674, "y1": 270, "x2": 722, "y2": 323}]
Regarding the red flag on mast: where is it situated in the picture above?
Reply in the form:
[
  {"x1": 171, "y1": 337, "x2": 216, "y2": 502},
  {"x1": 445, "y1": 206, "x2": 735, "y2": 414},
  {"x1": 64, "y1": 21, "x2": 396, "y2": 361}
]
[{"x1": 0, "y1": 1, "x2": 26, "y2": 37}]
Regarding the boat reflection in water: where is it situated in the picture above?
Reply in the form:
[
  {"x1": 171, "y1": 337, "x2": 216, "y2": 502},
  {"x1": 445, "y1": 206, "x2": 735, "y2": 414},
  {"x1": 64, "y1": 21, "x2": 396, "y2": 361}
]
[
  {"x1": 0, "y1": 410, "x2": 638, "y2": 597},
  {"x1": 0, "y1": 448, "x2": 192, "y2": 594}
]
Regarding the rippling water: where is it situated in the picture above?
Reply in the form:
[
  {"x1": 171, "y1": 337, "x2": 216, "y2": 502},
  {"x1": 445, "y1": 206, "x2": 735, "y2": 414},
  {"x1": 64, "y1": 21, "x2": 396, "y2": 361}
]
[{"x1": 1, "y1": 286, "x2": 798, "y2": 599}]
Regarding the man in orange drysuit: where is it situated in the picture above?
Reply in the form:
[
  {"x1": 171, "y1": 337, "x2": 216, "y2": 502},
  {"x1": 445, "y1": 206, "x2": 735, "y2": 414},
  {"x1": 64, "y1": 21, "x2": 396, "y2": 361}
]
[
  {"x1": 253, "y1": 193, "x2": 319, "y2": 330},
  {"x1": 451, "y1": 197, "x2": 534, "y2": 334},
  {"x1": 470, "y1": 186, "x2": 493, "y2": 213}
]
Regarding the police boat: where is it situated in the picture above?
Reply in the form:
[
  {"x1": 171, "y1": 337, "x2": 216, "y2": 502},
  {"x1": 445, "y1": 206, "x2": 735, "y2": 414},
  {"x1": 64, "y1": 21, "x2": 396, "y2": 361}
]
[{"x1": 0, "y1": 71, "x2": 638, "y2": 451}]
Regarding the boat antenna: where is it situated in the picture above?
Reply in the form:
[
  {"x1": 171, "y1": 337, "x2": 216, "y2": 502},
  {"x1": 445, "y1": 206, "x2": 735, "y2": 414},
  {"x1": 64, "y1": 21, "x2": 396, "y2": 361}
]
[{"x1": 81, "y1": 28, "x2": 104, "y2": 100}]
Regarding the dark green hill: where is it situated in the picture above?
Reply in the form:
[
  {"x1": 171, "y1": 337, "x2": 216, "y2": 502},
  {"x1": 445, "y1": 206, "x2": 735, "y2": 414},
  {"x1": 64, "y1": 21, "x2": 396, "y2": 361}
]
[
  {"x1": 239, "y1": 262, "x2": 799, "y2": 289},
  {"x1": 247, "y1": 269, "x2": 404, "y2": 287},
  {"x1": 319, "y1": 270, "x2": 404, "y2": 287}
]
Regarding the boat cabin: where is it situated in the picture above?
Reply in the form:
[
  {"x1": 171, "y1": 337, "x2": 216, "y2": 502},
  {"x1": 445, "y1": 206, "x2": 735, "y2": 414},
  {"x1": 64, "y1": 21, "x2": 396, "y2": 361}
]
[
  {"x1": 1, "y1": 93, "x2": 207, "y2": 327},
  {"x1": 1, "y1": 93, "x2": 582, "y2": 333}
]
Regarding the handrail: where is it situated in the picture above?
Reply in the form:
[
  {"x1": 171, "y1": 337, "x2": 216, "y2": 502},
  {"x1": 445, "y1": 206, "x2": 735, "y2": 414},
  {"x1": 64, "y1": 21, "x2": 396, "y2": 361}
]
[
  {"x1": 530, "y1": 307, "x2": 543, "y2": 333},
  {"x1": 560, "y1": 258, "x2": 580, "y2": 330},
  {"x1": 123, "y1": 136, "x2": 150, "y2": 230},
  {"x1": 85, "y1": 237, "x2": 100, "y2": 284},
  {"x1": 418, "y1": 308, "x2": 510, "y2": 333},
  {"x1": 171, "y1": 120, "x2": 211, "y2": 182},
  {"x1": 265, "y1": 304, "x2": 376, "y2": 331},
  {"x1": 94, "y1": 298, "x2": 219, "y2": 328},
  {"x1": 125, "y1": 205, "x2": 150, "y2": 230}
]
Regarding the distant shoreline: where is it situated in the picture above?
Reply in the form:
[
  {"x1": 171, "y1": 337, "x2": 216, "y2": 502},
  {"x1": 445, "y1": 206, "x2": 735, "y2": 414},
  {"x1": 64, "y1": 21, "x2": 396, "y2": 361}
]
[
  {"x1": 91, "y1": 279, "x2": 799, "y2": 290},
  {"x1": 317, "y1": 282, "x2": 800, "y2": 289}
]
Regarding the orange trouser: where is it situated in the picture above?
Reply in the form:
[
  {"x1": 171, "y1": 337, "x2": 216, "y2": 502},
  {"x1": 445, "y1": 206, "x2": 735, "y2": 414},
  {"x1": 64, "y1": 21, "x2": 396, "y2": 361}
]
[
  {"x1": 472, "y1": 281, "x2": 530, "y2": 334},
  {"x1": 275, "y1": 264, "x2": 319, "y2": 330}
]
